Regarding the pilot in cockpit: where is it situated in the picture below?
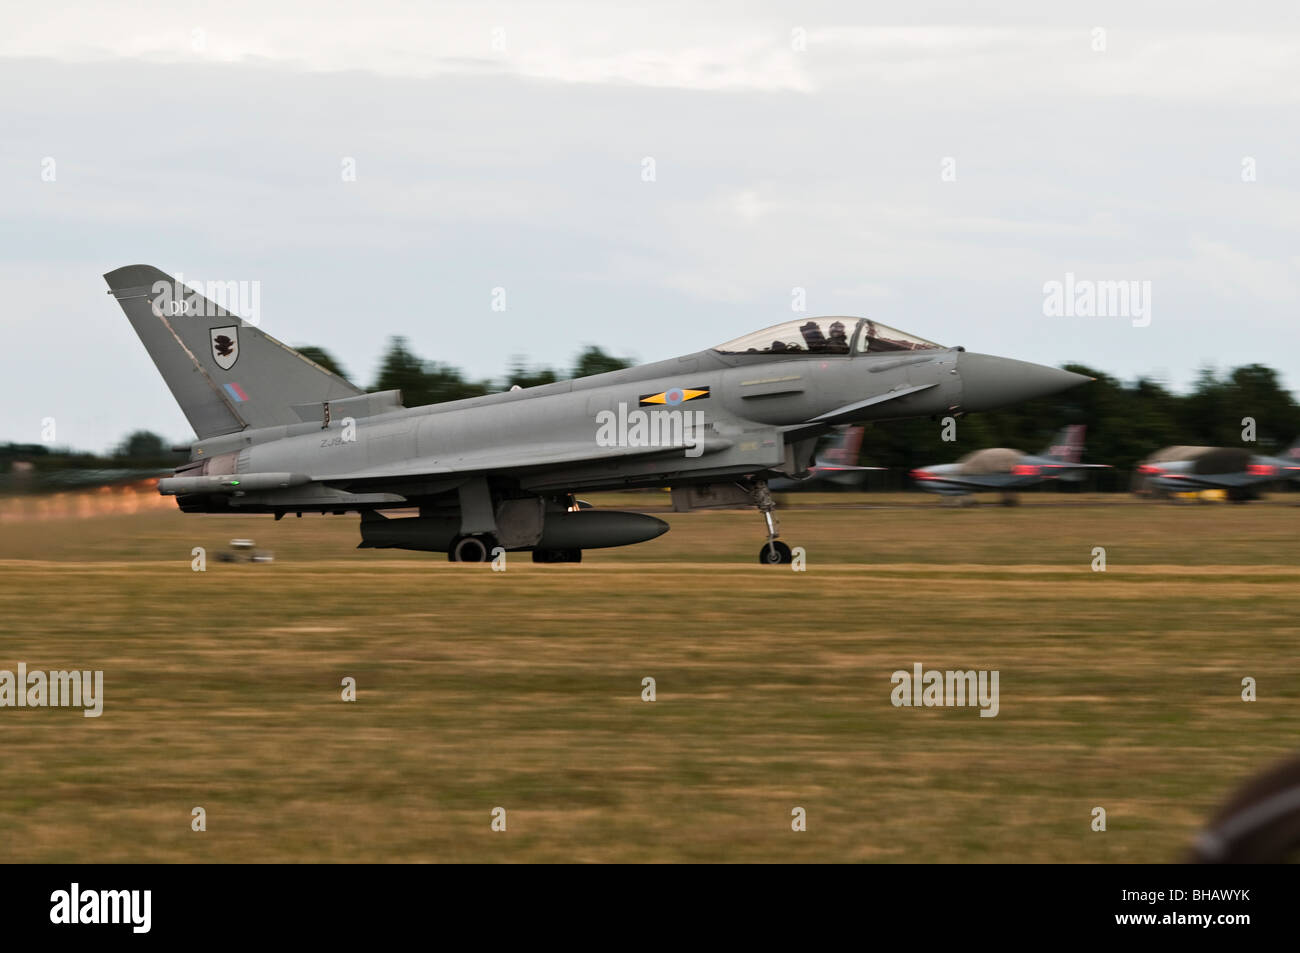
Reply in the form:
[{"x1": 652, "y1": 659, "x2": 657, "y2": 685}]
[{"x1": 799, "y1": 320, "x2": 827, "y2": 351}]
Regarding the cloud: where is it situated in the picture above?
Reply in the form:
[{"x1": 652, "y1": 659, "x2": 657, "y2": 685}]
[{"x1": 2, "y1": 3, "x2": 1299, "y2": 445}]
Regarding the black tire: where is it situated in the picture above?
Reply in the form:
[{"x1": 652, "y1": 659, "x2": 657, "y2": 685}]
[
  {"x1": 759, "y1": 540, "x2": 792, "y2": 565},
  {"x1": 449, "y1": 535, "x2": 495, "y2": 563}
]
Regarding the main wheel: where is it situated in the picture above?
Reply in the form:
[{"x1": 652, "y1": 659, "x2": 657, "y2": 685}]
[
  {"x1": 449, "y1": 535, "x2": 496, "y2": 562},
  {"x1": 759, "y1": 540, "x2": 792, "y2": 564}
]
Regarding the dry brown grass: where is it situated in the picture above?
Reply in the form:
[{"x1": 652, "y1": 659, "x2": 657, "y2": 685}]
[{"x1": 0, "y1": 495, "x2": 1297, "y2": 861}]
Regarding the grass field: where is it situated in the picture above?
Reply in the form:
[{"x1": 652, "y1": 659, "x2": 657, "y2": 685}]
[{"x1": 1, "y1": 492, "x2": 1298, "y2": 862}]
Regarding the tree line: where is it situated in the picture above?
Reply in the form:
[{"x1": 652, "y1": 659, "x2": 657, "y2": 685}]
[
  {"x1": 4, "y1": 337, "x2": 1297, "y2": 493},
  {"x1": 340, "y1": 340, "x2": 1300, "y2": 487}
]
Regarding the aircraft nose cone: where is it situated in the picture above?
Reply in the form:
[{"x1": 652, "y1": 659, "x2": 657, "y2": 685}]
[{"x1": 957, "y1": 352, "x2": 1091, "y2": 413}]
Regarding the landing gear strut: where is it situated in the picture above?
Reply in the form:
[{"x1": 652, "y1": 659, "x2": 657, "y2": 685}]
[{"x1": 752, "y1": 481, "x2": 793, "y2": 564}]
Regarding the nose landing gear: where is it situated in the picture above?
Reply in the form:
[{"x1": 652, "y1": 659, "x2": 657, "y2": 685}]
[{"x1": 752, "y1": 481, "x2": 794, "y2": 564}]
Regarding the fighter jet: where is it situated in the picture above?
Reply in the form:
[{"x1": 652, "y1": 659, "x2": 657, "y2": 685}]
[
  {"x1": 1134, "y1": 440, "x2": 1300, "y2": 501},
  {"x1": 910, "y1": 425, "x2": 1109, "y2": 504},
  {"x1": 105, "y1": 266, "x2": 1090, "y2": 563},
  {"x1": 767, "y1": 426, "x2": 882, "y2": 491}
]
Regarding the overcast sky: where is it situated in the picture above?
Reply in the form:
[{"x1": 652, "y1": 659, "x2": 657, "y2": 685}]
[{"x1": 3, "y1": 1, "x2": 1298, "y2": 450}]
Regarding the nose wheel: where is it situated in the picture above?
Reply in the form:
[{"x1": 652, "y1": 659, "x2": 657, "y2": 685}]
[
  {"x1": 751, "y1": 481, "x2": 794, "y2": 564},
  {"x1": 760, "y1": 540, "x2": 792, "y2": 564}
]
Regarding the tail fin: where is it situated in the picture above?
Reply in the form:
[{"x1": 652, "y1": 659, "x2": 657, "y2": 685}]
[
  {"x1": 105, "y1": 265, "x2": 362, "y2": 440},
  {"x1": 1042, "y1": 425, "x2": 1085, "y2": 462},
  {"x1": 817, "y1": 425, "x2": 865, "y2": 468}
]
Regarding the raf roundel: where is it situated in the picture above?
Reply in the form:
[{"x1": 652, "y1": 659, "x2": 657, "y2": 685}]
[{"x1": 638, "y1": 386, "x2": 710, "y2": 407}]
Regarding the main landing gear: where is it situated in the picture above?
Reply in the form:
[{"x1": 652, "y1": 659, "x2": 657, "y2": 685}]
[{"x1": 752, "y1": 481, "x2": 794, "y2": 565}]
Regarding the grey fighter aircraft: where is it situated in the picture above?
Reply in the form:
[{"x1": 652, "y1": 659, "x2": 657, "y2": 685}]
[
  {"x1": 106, "y1": 266, "x2": 1091, "y2": 563},
  {"x1": 1134, "y1": 440, "x2": 1300, "y2": 501},
  {"x1": 910, "y1": 425, "x2": 1109, "y2": 504}
]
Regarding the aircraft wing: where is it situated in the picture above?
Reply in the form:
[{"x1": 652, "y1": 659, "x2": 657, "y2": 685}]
[
  {"x1": 1040, "y1": 462, "x2": 1111, "y2": 481},
  {"x1": 923, "y1": 473, "x2": 1021, "y2": 490},
  {"x1": 917, "y1": 462, "x2": 1109, "y2": 492},
  {"x1": 810, "y1": 464, "x2": 887, "y2": 473},
  {"x1": 1147, "y1": 471, "x2": 1271, "y2": 490}
]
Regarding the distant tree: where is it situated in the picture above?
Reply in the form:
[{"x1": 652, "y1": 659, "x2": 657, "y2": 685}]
[
  {"x1": 295, "y1": 345, "x2": 351, "y2": 383},
  {"x1": 372, "y1": 337, "x2": 490, "y2": 407},
  {"x1": 113, "y1": 430, "x2": 168, "y2": 459},
  {"x1": 422, "y1": 362, "x2": 492, "y2": 405},
  {"x1": 0, "y1": 346, "x2": 1294, "y2": 489},
  {"x1": 1225, "y1": 364, "x2": 1300, "y2": 451},
  {"x1": 0, "y1": 443, "x2": 49, "y2": 459},
  {"x1": 573, "y1": 346, "x2": 633, "y2": 379},
  {"x1": 504, "y1": 357, "x2": 559, "y2": 390},
  {"x1": 1178, "y1": 367, "x2": 1234, "y2": 446},
  {"x1": 373, "y1": 337, "x2": 426, "y2": 396}
]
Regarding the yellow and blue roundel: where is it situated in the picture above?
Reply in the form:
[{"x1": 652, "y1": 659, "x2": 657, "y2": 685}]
[{"x1": 639, "y1": 386, "x2": 710, "y2": 407}]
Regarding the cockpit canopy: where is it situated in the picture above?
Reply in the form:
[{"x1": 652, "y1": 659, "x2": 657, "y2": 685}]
[{"x1": 713, "y1": 317, "x2": 943, "y2": 356}]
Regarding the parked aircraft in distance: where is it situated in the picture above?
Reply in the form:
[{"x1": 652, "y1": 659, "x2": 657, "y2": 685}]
[
  {"x1": 910, "y1": 425, "x2": 1109, "y2": 504},
  {"x1": 768, "y1": 426, "x2": 881, "y2": 491},
  {"x1": 1134, "y1": 440, "x2": 1300, "y2": 501}
]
